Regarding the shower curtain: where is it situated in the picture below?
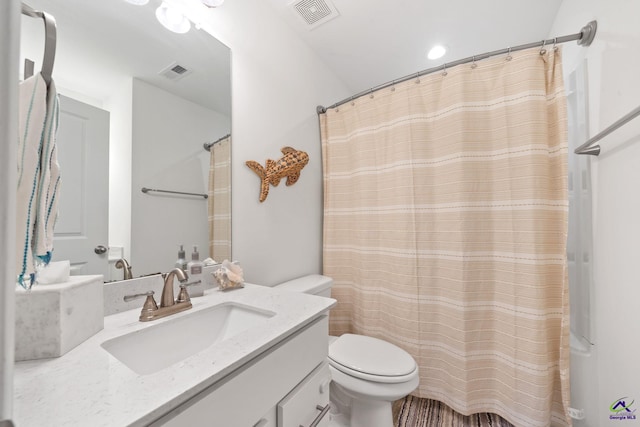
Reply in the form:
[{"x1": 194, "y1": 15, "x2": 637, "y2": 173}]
[
  {"x1": 320, "y1": 48, "x2": 570, "y2": 427},
  {"x1": 207, "y1": 135, "x2": 231, "y2": 261}
]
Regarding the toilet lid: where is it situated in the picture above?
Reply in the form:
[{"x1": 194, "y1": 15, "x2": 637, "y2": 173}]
[{"x1": 328, "y1": 334, "x2": 416, "y2": 378}]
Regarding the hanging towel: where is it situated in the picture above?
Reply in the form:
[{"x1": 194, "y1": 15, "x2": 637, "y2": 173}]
[
  {"x1": 16, "y1": 74, "x2": 61, "y2": 289},
  {"x1": 33, "y1": 79, "x2": 61, "y2": 267}
]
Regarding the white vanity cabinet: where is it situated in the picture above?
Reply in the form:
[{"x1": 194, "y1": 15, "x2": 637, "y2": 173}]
[{"x1": 154, "y1": 314, "x2": 331, "y2": 427}]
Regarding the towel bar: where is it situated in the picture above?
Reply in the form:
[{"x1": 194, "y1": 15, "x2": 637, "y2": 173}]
[{"x1": 141, "y1": 187, "x2": 208, "y2": 199}]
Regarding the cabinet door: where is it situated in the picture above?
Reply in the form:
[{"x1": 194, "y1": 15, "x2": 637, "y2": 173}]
[{"x1": 278, "y1": 362, "x2": 331, "y2": 427}]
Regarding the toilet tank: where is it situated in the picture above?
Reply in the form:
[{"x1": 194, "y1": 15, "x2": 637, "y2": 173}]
[{"x1": 275, "y1": 274, "x2": 333, "y2": 298}]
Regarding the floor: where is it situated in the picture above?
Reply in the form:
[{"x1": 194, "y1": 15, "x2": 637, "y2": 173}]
[{"x1": 393, "y1": 396, "x2": 515, "y2": 427}]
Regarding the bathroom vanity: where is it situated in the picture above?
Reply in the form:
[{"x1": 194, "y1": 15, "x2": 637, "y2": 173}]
[{"x1": 13, "y1": 283, "x2": 335, "y2": 427}]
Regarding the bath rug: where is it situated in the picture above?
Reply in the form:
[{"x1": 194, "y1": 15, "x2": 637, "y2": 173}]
[{"x1": 394, "y1": 395, "x2": 515, "y2": 427}]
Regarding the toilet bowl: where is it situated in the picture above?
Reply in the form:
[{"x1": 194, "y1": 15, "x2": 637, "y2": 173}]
[{"x1": 275, "y1": 275, "x2": 419, "y2": 427}]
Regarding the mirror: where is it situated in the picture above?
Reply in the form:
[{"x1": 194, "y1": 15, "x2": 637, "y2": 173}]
[{"x1": 20, "y1": 0, "x2": 231, "y2": 279}]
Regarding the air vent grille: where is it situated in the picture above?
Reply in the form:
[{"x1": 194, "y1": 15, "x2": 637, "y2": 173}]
[
  {"x1": 171, "y1": 64, "x2": 188, "y2": 75},
  {"x1": 289, "y1": 0, "x2": 339, "y2": 29},
  {"x1": 158, "y1": 62, "x2": 193, "y2": 81}
]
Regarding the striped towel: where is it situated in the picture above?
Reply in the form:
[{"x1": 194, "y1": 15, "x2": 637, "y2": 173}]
[{"x1": 16, "y1": 74, "x2": 61, "y2": 289}]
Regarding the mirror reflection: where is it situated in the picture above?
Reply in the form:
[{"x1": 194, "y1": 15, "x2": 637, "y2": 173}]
[{"x1": 20, "y1": 0, "x2": 232, "y2": 280}]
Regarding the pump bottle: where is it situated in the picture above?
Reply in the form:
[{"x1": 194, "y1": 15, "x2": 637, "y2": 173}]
[
  {"x1": 175, "y1": 245, "x2": 187, "y2": 271},
  {"x1": 187, "y1": 245, "x2": 205, "y2": 297}
]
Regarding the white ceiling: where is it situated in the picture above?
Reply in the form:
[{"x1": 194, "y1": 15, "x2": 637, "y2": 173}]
[
  {"x1": 264, "y1": 0, "x2": 565, "y2": 97},
  {"x1": 22, "y1": 0, "x2": 231, "y2": 115},
  {"x1": 22, "y1": 0, "x2": 565, "y2": 115}
]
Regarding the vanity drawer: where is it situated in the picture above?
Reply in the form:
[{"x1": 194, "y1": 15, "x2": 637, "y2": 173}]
[{"x1": 278, "y1": 361, "x2": 331, "y2": 427}]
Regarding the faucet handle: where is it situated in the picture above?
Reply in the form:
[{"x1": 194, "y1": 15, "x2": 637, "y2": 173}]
[
  {"x1": 124, "y1": 290, "x2": 158, "y2": 311},
  {"x1": 124, "y1": 291, "x2": 159, "y2": 321},
  {"x1": 176, "y1": 280, "x2": 201, "y2": 303}
]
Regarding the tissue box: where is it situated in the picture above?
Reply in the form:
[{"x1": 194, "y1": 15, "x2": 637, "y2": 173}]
[{"x1": 15, "y1": 275, "x2": 104, "y2": 361}]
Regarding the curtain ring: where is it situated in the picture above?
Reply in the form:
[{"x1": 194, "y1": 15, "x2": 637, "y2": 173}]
[
  {"x1": 471, "y1": 56, "x2": 477, "y2": 69},
  {"x1": 350, "y1": 96, "x2": 355, "y2": 106},
  {"x1": 390, "y1": 80, "x2": 396, "y2": 91},
  {"x1": 415, "y1": 72, "x2": 420, "y2": 84},
  {"x1": 369, "y1": 88, "x2": 374, "y2": 99},
  {"x1": 552, "y1": 37, "x2": 558, "y2": 52},
  {"x1": 540, "y1": 40, "x2": 547, "y2": 55},
  {"x1": 506, "y1": 47, "x2": 512, "y2": 61},
  {"x1": 442, "y1": 63, "x2": 448, "y2": 77}
]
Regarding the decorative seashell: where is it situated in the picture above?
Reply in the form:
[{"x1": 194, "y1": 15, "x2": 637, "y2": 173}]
[{"x1": 213, "y1": 260, "x2": 244, "y2": 291}]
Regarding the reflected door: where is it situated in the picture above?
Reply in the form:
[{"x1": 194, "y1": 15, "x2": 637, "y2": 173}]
[{"x1": 53, "y1": 95, "x2": 109, "y2": 277}]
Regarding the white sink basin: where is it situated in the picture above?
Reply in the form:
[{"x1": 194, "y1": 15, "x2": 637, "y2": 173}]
[{"x1": 101, "y1": 302, "x2": 275, "y2": 375}]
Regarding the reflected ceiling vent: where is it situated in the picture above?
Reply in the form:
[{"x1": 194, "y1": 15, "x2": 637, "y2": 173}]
[
  {"x1": 289, "y1": 0, "x2": 340, "y2": 30},
  {"x1": 158, "y1": 62, "x2": 193, "y2": 81}
]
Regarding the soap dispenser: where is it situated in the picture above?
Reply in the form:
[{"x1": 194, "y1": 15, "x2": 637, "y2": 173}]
[
  {"x1": 175, "y1": 245, "x2": 188, "y2": 271},
  {"x1": 187, "y1": 245, "x2": 205, "y2": 297}
]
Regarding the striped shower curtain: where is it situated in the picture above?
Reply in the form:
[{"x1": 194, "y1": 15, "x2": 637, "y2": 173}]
[
  {"x1": 207, "y1": 135, "x2": 231, "y2": 261},
  {"x1": 320, "y1": 48, "x2": 570, "y2": 427}
]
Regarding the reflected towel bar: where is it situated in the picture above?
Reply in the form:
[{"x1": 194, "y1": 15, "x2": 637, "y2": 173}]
[
  {"x1": 574, "y1": 105, "x2": 640, "y2": 156},
  {"x1": 141, "y1": 187, "x2": 208, "y2": 199}
]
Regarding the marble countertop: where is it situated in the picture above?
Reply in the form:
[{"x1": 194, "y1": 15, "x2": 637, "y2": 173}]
[{"x1": 13, "y1": 284, "x2": 336, "y2": 427}]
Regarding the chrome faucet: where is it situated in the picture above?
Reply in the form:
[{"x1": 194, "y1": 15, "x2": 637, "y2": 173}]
[
  {"x1": 123, "y1": 268, "x2": 193, "y2": 322},
  {"x1": 114, "y1": 258, "x2": 133, "y2": 280}
]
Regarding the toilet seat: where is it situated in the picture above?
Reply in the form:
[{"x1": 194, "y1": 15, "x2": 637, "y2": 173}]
[{"x1": 328, "y1": 334, "x2": 417, "y2": 384}]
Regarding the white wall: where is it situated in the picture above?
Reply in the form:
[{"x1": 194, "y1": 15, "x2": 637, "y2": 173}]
[
  {"x1": 187, "y1": 0, "x2": 351, "y2": 285},
  {"x1": 130, "y1": 79, "x2": 229, "y2": 275},
  {"x1": 550, "y1": 1, "x2": 640, "y2": 425}
]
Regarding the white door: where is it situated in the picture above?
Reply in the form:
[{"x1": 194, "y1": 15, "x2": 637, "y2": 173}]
[{"x1": 53, "y1": 95, "x2": 109, "y2": 277}]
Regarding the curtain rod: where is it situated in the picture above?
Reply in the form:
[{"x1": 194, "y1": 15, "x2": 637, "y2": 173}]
[
  {"x1": 203, "y1": 133, "x2": 230, "y2": 151},
  {"x1": 316, "y1": 21, "x2": 597, "y2": 114}
]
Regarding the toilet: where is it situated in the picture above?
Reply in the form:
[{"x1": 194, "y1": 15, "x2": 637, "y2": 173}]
[{"x1": 275, "y1": 275, "x2": 419, "y2": 427}]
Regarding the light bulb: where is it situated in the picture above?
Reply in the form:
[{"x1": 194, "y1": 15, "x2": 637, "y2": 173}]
[
  {"x1": 156, "y1": 2, "x2": 191, "y2": 34},
  {"x1": 427, "y1": 45, "x2": 447, "y2": 60}
]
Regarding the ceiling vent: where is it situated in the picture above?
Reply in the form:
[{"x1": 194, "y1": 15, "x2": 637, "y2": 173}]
[
  {"x1": 289, "y1": 0, "x2": 340, "y2": 30},
  {"x1": 158, "y1": 62, "x2": 193, "y2": 81}
]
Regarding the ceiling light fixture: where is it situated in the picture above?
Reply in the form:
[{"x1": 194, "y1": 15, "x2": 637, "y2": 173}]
[
  {"x1": 156, "y1": 2, "x2": 191, "y2": 34},
  {"x1": 201, "y1": 0, "x2": 224, "y2": 7},
  {"x1": 124, "y1": 0, "x2": 150, "y2": 5},
  {"x1": 427, "y1": 45, "x2": 447, "y2": 60}
]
